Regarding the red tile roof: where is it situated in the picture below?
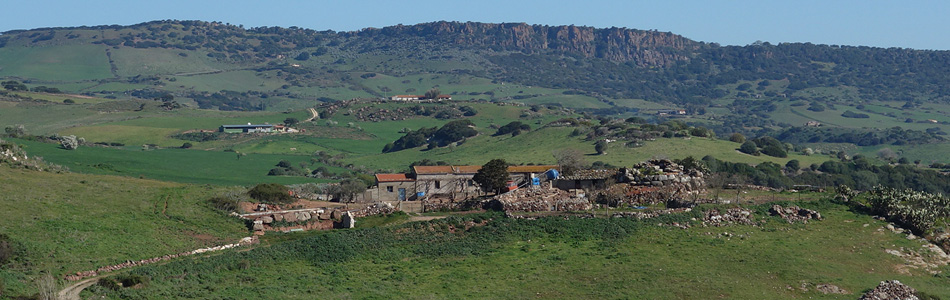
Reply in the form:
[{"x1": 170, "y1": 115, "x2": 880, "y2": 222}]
[
  {"x1": 412, "y1": 165, "x2": 559, "y2": 175},
  {"x1": 375, "y1": 173, "x2": 415, "y2": 182},
  {"x1": 508, "y1": 165, "x2": 559, "y2": 173}
]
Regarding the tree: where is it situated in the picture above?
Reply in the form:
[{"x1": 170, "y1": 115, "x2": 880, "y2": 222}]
[
  {"x1": 738, "y1": 140, "x2": 759, "y2": 155},
  {"x1": 284, "y1": 117, "x2": 299, "y2": 127},
  {"x1": 729, "y1": 133, "x2": 746, "y2": 143},
  {"x1": 333, "y1": 178, "x2": 367, "y2": 203},
  {"x1": 473, "y1": 159, "x2": 510, "y2": 194},
  {"x1": 424, "y1": 88, "x2": 441, "y2": 100},
  {"x1": 294, "y1": 51, "x2": 310, "y2": 61},
  {"x1": 785, "y1": 159, "x2": 800, "y2": 172},
  {"x1": 553, "y1": 148, "x2": 587, "y2": 176},
  {"x1": 594, "y1": 140, "x2": 608, "y2": 155}
]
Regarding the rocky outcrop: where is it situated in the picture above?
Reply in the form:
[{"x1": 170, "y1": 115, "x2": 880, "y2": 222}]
[{"x1": 357, "y1": 21, "x2": 700, "y2": 66}]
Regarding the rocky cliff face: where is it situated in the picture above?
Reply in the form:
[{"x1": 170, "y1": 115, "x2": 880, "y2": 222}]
[{"x1": 358, "y1": 21, "x2": 700, "y2": 66}]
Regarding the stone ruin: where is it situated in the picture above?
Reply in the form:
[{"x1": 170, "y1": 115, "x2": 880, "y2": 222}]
[
  {"x1": 859, "y1": 280, "x2": 919, "y2": 300},
  {"x1": 769, "y1": 205, "x2": 821, "y2": 223},
  {"x1": 619, "y1": 159, "x2": 705, "y2": 190},
  {"x1": 490, "y1": 186, "x2": 591, "y2": 212},
  {"x1": 589, "y1": 159, "x2": 706, "y2": 207},
  {"x1": 243, "y1": 203, "x2": 394, "y2": 233}
]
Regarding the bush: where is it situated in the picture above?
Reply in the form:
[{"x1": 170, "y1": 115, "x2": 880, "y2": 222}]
[
  {"x1": 180, "y1": 142, "x2": 193, "y2": 149},
  {"x1": 97, "y1": 278, "x2": 121, "y2": 291},
  {"x1": 738, "y1": 141, "x2": 759, "y2": 155},
  {"x1": 116, "y1": 274, "x2": 149, "y2": 287},
  {"x1": 208, "y1": 196, "x2": 239, "y2": 212},
  {"x1": 247, "y1": 183, "x2": 293, "y2": 204},
  {"x1": 760, "y1": 145, "x2": 787, "y2": 158}
]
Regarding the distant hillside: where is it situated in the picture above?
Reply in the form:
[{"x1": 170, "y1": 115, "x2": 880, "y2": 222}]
[{"x1": 3, "y1": 20, "x2": 950, "y2": 138}]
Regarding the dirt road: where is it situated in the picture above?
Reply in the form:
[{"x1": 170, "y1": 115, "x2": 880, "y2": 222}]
[{"x1": 59, "y1": 277, "x2": 98, "y2": 300}]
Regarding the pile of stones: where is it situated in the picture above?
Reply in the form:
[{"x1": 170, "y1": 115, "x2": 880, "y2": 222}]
[
  {"x1": 702, "y1": 208, "x2": 756, "y2": 227},
  {"x1": 493, "y1": 187, "x2": 591, "y2": 212},
  {"x1": 769, "y1": 205, "x2": 821, "y2": 223},
  {"x1": 859, "y1": 280, "x2": 919, "y2": 300},
  {"x1": 619, "y1": 159, "x2": 705, "y2": 190}
]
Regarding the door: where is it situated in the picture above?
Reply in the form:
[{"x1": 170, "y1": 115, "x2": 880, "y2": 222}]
[{"x1": 398, "y1": 188, "x2": 406, "y2": 201}]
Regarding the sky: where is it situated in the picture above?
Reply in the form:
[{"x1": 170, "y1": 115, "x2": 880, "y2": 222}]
[{"x1": 1, "y1": 0, "x2": 947, "y2": 50}]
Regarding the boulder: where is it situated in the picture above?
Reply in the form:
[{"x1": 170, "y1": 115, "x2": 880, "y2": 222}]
[
  {"x1": 331, "y1": 210, "x2": 342, "y2": 220},
  {"x1": 283, "y1": 213, "x2": 298, "y2": 222},
  {"x1": 298, "y1": 212, "x2": 312, "y2": 221},
  {"x1": 260, "y1": 216, "x2": 273, "y2": 224},
  {"x1": 318, "y1": 213, "x2": 331, "y2": 220},
  {"x1": 272, "y1": 213, "x2": 284, "y2": 222}
]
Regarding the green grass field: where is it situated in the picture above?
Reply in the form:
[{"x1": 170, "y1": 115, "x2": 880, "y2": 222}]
[
  {"x1": 0, "y1": 167, "x2": 248, "y2": 296},
  {"x1": 0, "y1": 45, "x2": 113, "y2": 81},
  {"x1": 10, "y1": 138, "x2": 337, "y2": 186},
  {"x1": 80, "y1": 201, "x2": 950, "y2": 299}
]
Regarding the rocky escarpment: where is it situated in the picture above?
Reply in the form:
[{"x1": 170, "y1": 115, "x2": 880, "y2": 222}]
[{"x1": 357, "y1": 21, "x2": 700, "y2": 66}]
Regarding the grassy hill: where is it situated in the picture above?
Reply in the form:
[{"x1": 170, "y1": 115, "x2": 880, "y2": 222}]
[
  {"x1": 0, "y1": 166, "x2": 248, "y2": 296},
  {"x1": 79, "y1": 201, "x2": 950, "y2": 299}
]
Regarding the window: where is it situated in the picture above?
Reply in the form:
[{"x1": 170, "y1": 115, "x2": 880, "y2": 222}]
[
  {"x1": 435, "y1": 181, "x2": 441, "y2": 189},
  {"x1": 387, "y1": 186, "x2": 393, "y2": 193}
]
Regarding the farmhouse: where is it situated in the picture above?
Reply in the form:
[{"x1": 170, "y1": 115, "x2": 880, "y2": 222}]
[
  {"x1": 371, "y1": 164, "x2": 559, "y2": 202},
  {"x1": 390, "y1": 94, "x2": 453, "y2": 101},
  {"x1": 657, "y1": 109, "x2": 687, "y2": 115},
  {"x1": 219, "y1": 123, "x2": 274, "y2": 133}
]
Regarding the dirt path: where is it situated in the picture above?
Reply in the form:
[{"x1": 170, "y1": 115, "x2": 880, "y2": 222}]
[
  {"x1": 304, "y1": 107, "x2": 320, "y2": 122},
  {"x1": 59, "y1": 277, "x2": 98, "y2": 300}
]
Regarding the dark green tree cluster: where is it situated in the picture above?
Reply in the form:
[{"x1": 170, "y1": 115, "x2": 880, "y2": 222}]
[
  {"x1": 382, "y1": 120, "x2": 477, "y2": 153},
  {"x1": 493, "y1": 121, "x2": 530, "y2": 136}
]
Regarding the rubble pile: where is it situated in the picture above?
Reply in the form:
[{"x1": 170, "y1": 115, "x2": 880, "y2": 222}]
[
  {"x1": 859, "y1": 280, "x2": 919, "y2": 300},
  {"x1": 493, "y1": 187, "x2": 591, "y2": 212},
  {"x1": 351, "y1": 202, "x2": 396, "y2": 218},
  {"x1": 702, "y1": 208, "x2": 756, "y2": 226},
  {"x1": 769, "y1": 205, "x2": 822, "y2": 223},
  {"x1": 620, "y1": 159, "x2": 705, "y2": 190},
  {"x1": 65, "y1": 237, "x2": 258, "y2": 281},
  {"x1": 611, "y1": 208, "x2": 692, "y2": 219}
]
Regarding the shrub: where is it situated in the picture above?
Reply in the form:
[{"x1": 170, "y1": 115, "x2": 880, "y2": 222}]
[
  {"x1": 247, "y1": 183, "x2": 293, "y2": 204},
  {"x1": 208, "y1": 196, "x2": 239, "y2": 212},
  {"x1": 97, "y1": 278, "x2": 121, "y2": 291},
  {"x1": 116, "y1": 274, "x2": 149, "y2": 287},
  {"x1": 738, "y1": 141, "x2": 759, "y2": 155}
]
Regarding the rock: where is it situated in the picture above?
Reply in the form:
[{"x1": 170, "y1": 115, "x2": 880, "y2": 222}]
[
  {"x1": 272, "y1": 213, "x2": 284, "y2": 222},
  {"x1": 859, "y1": 280, "x2": 919, "y2": 300},
  {"x1": 298, "y1": 212, "x2": 311, "y2": 221},
  {"x1": 252, "y1": 221, "x2": 264, "y2": 231},
  {"x1": 331, "y1": 210, "x2": 342, "y2": 220},
  {"x1": 283, "y1": 213, "x2": 298, "y2": 222},
  {"x1": 318, "y1": 213, "x2": 331, "y2": 220},
  {"x1": 260, "y1": 216, "x2": 273, "y2": 224},
  {"x1": 816, "y1": 284, "x2": 850, "y2": 295}
]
